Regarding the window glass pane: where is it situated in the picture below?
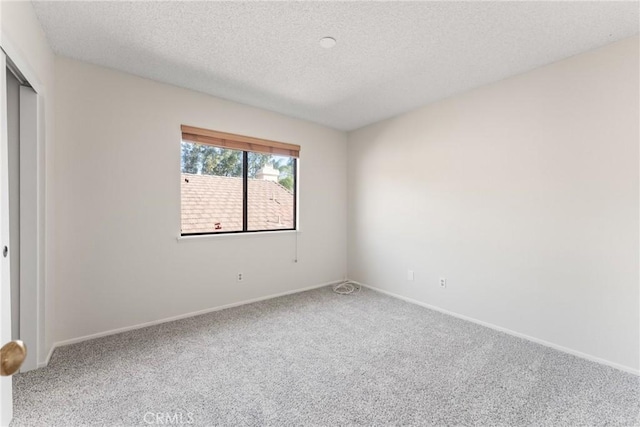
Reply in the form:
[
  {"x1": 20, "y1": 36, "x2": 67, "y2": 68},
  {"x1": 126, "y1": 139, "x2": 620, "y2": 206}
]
[
  {"x1": 247, "y1": 153, "x2": 295, "y2": 231},
  {"x1": 181, "y1": 141, "x2": 243, "y2": 233}
]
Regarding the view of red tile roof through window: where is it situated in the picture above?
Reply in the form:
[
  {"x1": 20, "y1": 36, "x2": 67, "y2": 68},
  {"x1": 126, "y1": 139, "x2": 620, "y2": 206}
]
[{"x1": 181, "y1": 173, "x2": 294, "y2": 233}]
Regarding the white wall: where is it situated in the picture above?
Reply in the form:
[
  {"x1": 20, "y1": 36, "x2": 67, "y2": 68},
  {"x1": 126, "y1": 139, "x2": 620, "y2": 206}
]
[
  {"x1": 53, "y1": 57, "x2": 347, "y2": 345},
  {"x1": 1, "y1": 0, "x2": 55, "y2": 368},
  {"x1": 347, "y1": 36, "x2": 639, "y2": 372}
]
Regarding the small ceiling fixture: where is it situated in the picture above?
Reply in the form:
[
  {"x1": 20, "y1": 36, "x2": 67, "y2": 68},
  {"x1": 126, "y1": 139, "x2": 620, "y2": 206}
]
[{"x1": 319, "y1": 37, "x2": 336, "y2": 49}]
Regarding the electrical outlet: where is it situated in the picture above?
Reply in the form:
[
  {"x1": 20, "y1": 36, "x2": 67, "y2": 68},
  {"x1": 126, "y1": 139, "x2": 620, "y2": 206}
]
[
  {"x1": 407, "y1": 270, "x2": 414, "y2": 281},
  {"x1": 237, "y1": 273, "x2": 243, "y2": 282},
  {"x1": 439, "y1": 277, "x2": 446, "y2": 288}
]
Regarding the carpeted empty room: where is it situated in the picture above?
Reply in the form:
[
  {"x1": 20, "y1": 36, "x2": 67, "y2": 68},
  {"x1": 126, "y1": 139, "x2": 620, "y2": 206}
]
[
  {"x1": 1, "y1": 1, "x2": 639, "y2": 426},
  {"x1": 11, "y1": 288, "x2": 640, "y2": 426}
]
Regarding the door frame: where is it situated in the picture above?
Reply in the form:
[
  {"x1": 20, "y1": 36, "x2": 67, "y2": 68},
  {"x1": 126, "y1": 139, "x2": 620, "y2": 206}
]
[
  {"x1": 19, "y1": 83, "x2": 39, "y2": 373},
  {"x1": 0, "y1": 27, "x2": 48, "y2": 425},
  {"x1": 0, "y1": 47, "x2": 13, "y2": 427}
]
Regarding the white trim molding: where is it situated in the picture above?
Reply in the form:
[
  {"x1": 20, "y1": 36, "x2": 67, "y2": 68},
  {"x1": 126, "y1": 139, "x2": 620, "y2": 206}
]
[
  {"x1": 40, "y1": 279, "x2": 341, "y2": 368},
  {"x1": 355, "y1": 281, "x2": 639, "y2": 376},
  {"x1": 177, "y1": 229, "x2": 300, "y2": 243},
  {"x1": 0, "y1": 31, "x2": 45, "y2": 96},
  {"x1": 1, "y1": 29, "x2": 49, "y2": 374}
]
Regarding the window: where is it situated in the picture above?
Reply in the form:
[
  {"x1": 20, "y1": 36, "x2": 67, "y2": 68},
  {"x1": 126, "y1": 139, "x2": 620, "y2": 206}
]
[{"x1": 180, "y1": 125, "x2": 299, "y2": 235}]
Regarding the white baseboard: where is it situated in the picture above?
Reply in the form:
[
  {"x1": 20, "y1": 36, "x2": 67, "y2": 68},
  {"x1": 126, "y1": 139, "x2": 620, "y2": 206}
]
[
  {"x1": 39, "y1": 347, "x2": 55, "y2": 369},
  {"x1": 356, "y1": 281, "x2": 639, "y2": 376},
  {"x1": 39, "y1": 280, "x2": 342, "y2": 368}
]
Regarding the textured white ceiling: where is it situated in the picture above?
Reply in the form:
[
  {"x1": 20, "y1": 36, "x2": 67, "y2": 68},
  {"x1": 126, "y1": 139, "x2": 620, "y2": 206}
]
[{"x1": 32, "y1": 1, "x2": 639, "y2": 131}]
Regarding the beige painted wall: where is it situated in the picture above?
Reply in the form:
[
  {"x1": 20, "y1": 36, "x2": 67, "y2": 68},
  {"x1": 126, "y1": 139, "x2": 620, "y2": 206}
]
[
  {"x1": 347, "y1": 36, "x2": 639, "y2": 372},
  {"x1": 52, "y1": 57, "x2": 347, "y2": 345}
]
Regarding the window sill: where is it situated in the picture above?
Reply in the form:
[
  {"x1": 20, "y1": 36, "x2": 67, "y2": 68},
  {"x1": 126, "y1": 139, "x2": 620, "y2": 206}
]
[{"x1": 176, "y1": 229, "x2": 300, "y2": 243}]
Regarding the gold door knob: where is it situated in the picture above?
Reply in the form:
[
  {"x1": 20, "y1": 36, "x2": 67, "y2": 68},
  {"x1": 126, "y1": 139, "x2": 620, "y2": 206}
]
[{"x1": 0, "y1": 340, "x2": 26, "y2": 376}]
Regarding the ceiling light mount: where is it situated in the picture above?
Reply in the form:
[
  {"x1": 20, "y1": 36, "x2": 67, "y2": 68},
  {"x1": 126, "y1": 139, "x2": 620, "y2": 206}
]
[{"x1": 319, "y1": 37, "x2": 336, "y2": 49}]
